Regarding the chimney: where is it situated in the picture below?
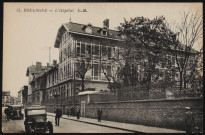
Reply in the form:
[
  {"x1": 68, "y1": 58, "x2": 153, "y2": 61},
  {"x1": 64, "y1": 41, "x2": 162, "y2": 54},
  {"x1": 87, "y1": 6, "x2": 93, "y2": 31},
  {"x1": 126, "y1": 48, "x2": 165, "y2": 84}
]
[
  {"x1": 53, "y1": 60, "x2": 57, "y2": 66},
  {"x1": 103, "y1": 19, "x2": 109, "y2": 28},
  {"x1": 36, "y1": 62, "x2": 42, "y2": 70}
]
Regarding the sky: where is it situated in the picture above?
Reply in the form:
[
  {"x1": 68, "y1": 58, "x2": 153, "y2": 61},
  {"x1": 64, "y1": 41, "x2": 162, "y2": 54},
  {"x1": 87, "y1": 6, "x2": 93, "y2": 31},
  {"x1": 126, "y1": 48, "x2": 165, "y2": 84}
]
[{"x1": 3, "y1": 3, "x2": 202, "y2": 97}]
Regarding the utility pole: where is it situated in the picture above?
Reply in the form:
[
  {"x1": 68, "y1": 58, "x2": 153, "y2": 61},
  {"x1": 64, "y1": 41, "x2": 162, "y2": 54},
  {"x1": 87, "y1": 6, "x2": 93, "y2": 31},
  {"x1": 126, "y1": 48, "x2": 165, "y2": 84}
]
[{"x1": 49, "y1": 46, "x2": 51, "y2": 65}]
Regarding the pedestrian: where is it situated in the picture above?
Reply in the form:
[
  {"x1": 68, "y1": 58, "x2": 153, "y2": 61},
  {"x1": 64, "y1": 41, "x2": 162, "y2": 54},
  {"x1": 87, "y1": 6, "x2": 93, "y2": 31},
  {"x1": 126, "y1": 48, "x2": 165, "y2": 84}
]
[
  {"x1": 66, "y1": 107, "x2": 70, "y2": 117},
  {"x1": 71, "y1": 106, "x2": 74, "y2": 116},
  {"x1": 97, "y1": 107, "x2": 103, "y2": 122},
  {"x1": 4, "y1": 108, "x2": 9, "y2": 121},
  {"x1": 76, "y1": 107, "x2": 80, "y2": 119},
  {"x1": 185, "y1": 107, "x2": 194, "y2": 133},
  {"x1": 55, "y1": 106, "x2": 62, "y2": 126}
]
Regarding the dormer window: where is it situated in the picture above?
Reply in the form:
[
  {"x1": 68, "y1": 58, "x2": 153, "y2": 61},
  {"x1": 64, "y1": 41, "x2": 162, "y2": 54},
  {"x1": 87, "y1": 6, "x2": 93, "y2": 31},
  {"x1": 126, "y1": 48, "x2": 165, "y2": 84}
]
[
  {"x1": 103, "y1": 30, "x2": 107, "y2": 36},
  {"x1": 83, "y1": 23, "x2": 93, "y2": 34},
  {"x1": 85, "y1": 27, "x2": 92, "y2": 34}
]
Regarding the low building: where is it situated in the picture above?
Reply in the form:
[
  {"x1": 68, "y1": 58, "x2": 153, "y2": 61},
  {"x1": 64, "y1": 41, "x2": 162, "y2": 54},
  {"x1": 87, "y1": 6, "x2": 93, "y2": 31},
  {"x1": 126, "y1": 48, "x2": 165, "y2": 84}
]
[
  {"x1": 10, "y1": 96, "x2": 14, "y2": 105},
  {"x1": 2, "y1": 91, "x2": 10, "y2": 106},
  {"x1": 14, "y1": 97, "x2": 19, "y2": 105},
  {"x1": 17, "y1": 89, "x2": 23, "y2": 106}
]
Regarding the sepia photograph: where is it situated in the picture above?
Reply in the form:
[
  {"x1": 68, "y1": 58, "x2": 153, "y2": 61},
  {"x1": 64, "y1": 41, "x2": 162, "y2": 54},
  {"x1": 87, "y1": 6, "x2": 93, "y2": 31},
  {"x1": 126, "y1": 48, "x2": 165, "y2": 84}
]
[{"x1": 2, "y1": 2, "x2": 203, "y2": 133}]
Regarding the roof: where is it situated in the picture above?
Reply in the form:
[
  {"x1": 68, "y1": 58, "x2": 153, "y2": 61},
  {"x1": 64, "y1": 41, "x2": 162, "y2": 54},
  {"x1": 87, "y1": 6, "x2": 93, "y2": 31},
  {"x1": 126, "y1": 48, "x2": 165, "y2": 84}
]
[
  {"x1": 26, "y1": 65, "x2": 46, "y2": 76},
  {"x1": 2, "y1": 91, "x2": 10, "y2": 96},
  {"x1": 54, "y1": 22, "x2": 122, "y2": 48}
]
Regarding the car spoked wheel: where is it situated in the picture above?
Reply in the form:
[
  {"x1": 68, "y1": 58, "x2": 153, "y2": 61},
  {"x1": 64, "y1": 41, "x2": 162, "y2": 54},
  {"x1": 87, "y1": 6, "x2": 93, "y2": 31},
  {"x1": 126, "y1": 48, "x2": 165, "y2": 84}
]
[{"x1": 47, "y1": 121, "x2": 53, "y2": 133}]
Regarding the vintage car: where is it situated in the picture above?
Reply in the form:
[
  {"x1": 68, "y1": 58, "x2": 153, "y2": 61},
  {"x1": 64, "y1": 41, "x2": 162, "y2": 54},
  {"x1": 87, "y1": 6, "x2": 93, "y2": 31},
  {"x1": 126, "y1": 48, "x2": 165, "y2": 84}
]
[
  {"x1": 8, "y1": 105, "x2": 24, "y2": 120},
  {"x1": 24, "y1": 106, "x2": 53, "y2": 133}
]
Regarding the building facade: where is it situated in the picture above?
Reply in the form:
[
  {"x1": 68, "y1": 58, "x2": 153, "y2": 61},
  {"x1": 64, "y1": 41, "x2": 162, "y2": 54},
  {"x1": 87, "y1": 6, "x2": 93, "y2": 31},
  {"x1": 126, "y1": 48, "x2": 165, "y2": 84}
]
[
  {"x1": 41, "y1": 19, "x2": 200, "y2": 112},
  {"x1": 17, "y1": 89, "x2": 23, "y2": 106},
  {"x1": 2, "y1": 91, "x2": 10, "y2": 106},
  {"x1": 44, "y1": 19, "x2": 123, "y2": 112},
  {"x1": 26, "y1": 62, "x2": 46, "y2": 105}
]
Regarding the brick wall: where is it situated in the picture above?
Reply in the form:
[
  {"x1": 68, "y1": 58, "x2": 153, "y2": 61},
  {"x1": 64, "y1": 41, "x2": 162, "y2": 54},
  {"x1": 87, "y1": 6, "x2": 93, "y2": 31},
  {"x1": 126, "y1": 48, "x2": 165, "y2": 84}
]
[{"x1": 83, "y1": 98, "x2": 203, "y2": 131}]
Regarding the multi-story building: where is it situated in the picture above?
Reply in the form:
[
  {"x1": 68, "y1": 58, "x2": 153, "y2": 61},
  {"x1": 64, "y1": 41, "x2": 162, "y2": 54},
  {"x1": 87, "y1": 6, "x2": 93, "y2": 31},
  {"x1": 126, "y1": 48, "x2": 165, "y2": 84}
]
[
  {"x1": 44, "y1": 19, "x2": 123, "y2": 112},
  {"x1": 26, "y1": 62, "x2": 46, "y2": 105},
  {"x1": 2, "y1": 91, "x2": 10, "y2": 106},
  {"x1": 30, "y1": 69, "x2": 47, "y2": 105},
  {"x1": 45, "y1": 60, "x2": 60, "y2": 112}
]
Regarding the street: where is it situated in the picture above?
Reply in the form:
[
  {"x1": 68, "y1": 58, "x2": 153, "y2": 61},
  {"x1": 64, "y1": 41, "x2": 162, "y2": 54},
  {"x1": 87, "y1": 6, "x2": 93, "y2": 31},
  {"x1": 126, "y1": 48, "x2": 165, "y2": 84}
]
[{"x1": 2, "y1": 107, "x2": 131, "y2": 133}]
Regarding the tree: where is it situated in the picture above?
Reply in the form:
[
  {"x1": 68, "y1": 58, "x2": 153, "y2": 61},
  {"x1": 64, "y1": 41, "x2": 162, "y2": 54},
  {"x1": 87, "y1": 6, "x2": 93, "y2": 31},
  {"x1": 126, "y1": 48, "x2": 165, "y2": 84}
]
[
  {"x1": 185, "y1": 47, "x2": 203, "y2": 96},
  {"x1": 171, "y1": 9, "x2": 202, "y2": 93},
  {"x1": 117, "y1": 16, "x2": 176, "y2": 95},
  {"x1": 76, "y1": 54, "x2": 92, "y2": 92}
]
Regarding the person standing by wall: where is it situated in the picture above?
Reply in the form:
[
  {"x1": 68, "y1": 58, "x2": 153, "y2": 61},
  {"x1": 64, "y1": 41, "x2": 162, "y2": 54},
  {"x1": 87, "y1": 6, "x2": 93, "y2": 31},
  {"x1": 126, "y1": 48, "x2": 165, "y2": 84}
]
[
  {"x1": 71, "y1": 106, "x2": 74, "y2": 116},
  {"x1": 185, "y1": 107, "x2": 194, "y2": 133},
  {"x1": 97, "y1": 107, "x2": 103, "y2": 122},
  {"x1": 55, "y1": 106, "x2": 62, "y2": 126},
  {"x1": 66, "y1": 107, "x2": 70, "y2": 117},
  {"x1": 76, "y1": 106, "x2": 80, "y2": 119}
]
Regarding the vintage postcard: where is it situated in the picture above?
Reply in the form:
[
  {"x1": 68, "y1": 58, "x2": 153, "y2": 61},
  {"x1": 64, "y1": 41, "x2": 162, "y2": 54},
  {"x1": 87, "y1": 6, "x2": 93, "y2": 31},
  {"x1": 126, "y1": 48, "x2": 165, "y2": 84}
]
[{"x1": 2, "y1": 2, "x2": 203, "y2": 133}]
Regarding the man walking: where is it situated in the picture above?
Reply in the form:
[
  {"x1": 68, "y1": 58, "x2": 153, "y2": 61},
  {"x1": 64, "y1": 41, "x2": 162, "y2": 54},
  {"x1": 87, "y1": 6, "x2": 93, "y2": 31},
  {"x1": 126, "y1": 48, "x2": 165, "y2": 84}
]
[
  {"x1": 97, "y1": 107, "x2": 103, "y2": 122},
  {"x1": 71, "y1": 106, "x2": 74, "y2": 116},
  {"x1": 185, "y1": 107, "x2": 194, "y2": 133},
  {"x1": 55, "y1": 106, "x2": 62, "y2": 126}
]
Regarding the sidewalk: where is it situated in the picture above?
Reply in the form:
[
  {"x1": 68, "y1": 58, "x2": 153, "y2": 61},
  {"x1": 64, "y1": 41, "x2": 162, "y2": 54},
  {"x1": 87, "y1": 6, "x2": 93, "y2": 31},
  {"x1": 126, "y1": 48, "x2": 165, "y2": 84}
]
[{"x1": 47, "y1": 112, "x2": 185, "y2": 133}]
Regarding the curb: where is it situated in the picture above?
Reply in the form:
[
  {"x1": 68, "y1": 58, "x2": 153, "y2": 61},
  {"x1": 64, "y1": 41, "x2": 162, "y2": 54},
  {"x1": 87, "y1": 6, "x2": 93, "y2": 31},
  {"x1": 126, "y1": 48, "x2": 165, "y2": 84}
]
[{"x1": 47, "y1": 114, "x2": 139, "y2": 133}]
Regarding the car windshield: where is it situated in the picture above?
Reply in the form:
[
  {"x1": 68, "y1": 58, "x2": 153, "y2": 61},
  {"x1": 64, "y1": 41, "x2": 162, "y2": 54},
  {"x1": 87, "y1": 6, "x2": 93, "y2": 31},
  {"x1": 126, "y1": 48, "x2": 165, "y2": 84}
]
[{"x1": 27, "y1": 109, "x2": 46, "y2": 115}]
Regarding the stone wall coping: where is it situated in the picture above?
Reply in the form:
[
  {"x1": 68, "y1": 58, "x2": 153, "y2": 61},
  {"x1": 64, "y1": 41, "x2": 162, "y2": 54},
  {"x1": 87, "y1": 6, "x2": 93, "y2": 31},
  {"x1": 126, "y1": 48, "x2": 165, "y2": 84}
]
[
  {"x1": 79, "y1": 91, "x2": 100, "y2": 95},
  {"x1": 89, "y1": 97, "x2": 203, "y2": 104}
]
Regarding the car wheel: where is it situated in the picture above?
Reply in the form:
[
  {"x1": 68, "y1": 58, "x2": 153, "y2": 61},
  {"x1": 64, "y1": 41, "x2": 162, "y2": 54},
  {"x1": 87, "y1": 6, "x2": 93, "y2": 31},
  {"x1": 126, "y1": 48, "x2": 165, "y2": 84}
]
[
  {"x1": 25, "y1": 124, "x2": 32, "y2": 133},
  {"x1": 47, "y1": 122, "x2": 53, "y2": 133}
]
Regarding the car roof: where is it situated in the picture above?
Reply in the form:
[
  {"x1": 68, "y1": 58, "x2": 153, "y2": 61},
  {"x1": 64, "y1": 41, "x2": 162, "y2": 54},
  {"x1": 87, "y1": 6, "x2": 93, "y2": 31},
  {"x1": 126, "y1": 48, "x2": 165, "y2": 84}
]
[
  {"x1": 25, "y1": 105, "x2": 46, "y2": 110},
  {"x1": 8, "y1": 105, "x2": 22, "y2": 108}
]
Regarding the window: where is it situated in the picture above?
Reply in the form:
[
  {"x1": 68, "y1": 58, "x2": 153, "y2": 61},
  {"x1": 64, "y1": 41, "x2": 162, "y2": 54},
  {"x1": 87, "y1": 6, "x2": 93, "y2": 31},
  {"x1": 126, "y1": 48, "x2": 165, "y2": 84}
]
[
  {"x1": 108, "y1": 47, "x2": 111, "y2": 59},
  {"x1": 67, "y1": 64, "x2": 69, "y2": 77},
  {"x1": 92, "y1": 45, "x2": 99, "y2": 56},
  {"x1": 93, "y1": 64, "x2": 99, "y2": 77},
  {"x1": 67, "y1": 46, "x2": 70, "y2": 58},
  {"x1": 102, "y1": 46, "x2": 107, "y2": 56},
  {"x1": 86, "y1": 44, "x2": 91, "y2": 54},
  {"x1": 60, "y1": 68, "x2": 63, "y2": 79},
  {"x1": 85, "y1": 27, "x2": 92, "y2": 34},
  {"x1": 112, "y1": 47, "x2": 116, "y2": 58},
  {"x1": 107, "y1": 66, "x2": 112, "y2": 77},
  {"x1": 76, "y1": 42, "x2": 80, "y2": 56},
  {"x1": 60, "y1": 51, "x2": 62, "y2": 63},
  {"x1": 75, "y1": 63, "x2": 80, "y2": 78},
  {"x1": 103, "y1": 30, "x2": 107, "y2": 36},
  {"x1": 81, "y1": 43, "x2": 85, "y2": 55},
  {"x1": 64, "y1": 66, "x2": 66, "y2": 78},
  {"x1": 48, "y1": 74, "x2": 50, "y2": 84},
  {"x1": 172, "y1": 56, "x2": 175, "y2": 66}
]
